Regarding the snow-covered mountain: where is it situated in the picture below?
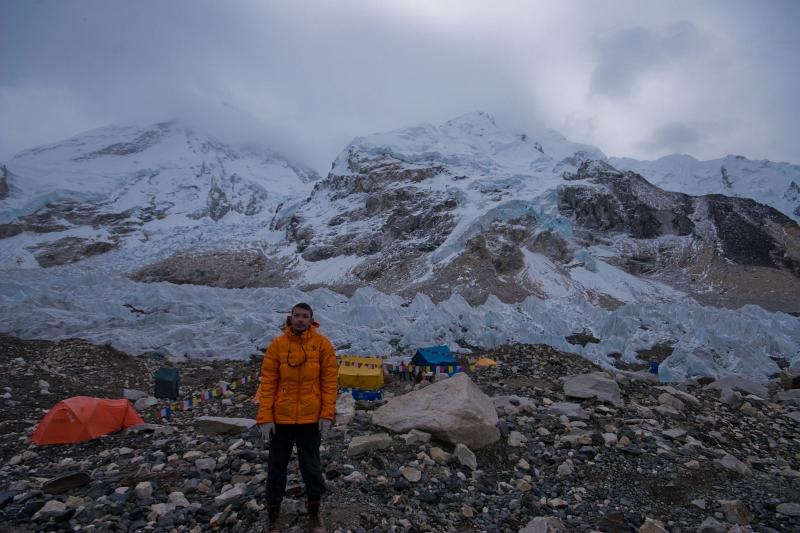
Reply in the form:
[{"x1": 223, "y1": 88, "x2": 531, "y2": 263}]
[
  {"x1": 610, "y1": 153, "x2": 800, "y2": 223},
  {"x1": 0, "y1": 121, "x2": 318, "y2": 276},
  {"x1": 1, "y1": 112, "x2": 799, "y2": 382}
]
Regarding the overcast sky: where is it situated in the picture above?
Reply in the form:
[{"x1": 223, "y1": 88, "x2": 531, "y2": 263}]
[{"x1": 1, "y1": 0, "x2": 798, "y2": 172}]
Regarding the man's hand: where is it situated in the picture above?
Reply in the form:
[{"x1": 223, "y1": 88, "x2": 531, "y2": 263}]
[
  {"x1": 259, "y1": 422, "x2": 276, "y2": 441},
  {"x1": 318, "y1": 418, "x2": 332, "y2": 436}
]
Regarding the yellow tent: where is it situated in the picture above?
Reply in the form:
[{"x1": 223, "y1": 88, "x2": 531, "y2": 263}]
[
  {"x1": 475, "y1": 357, "x2": 497, "y2": 367},
  {"x1": 338, "y1": 355, "x2": 384, "y2": 390}
]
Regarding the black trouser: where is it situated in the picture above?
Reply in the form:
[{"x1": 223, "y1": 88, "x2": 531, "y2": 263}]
[{"x1": 266, "y1": 423, "x2": 325, "y2": 502}]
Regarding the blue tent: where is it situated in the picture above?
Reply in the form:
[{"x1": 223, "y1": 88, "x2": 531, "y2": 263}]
[{"x1": 411, "y1": 345, "x2": 457, "y2": 370}]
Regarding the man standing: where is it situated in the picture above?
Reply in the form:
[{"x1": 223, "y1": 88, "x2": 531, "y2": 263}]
[{"x1": 257, "y1": 303, "x2": 338, "y2": 533}]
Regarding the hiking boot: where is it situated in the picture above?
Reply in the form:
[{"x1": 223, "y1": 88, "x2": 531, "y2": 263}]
[
  {"x1": 307, "y1": 499, "x2": 326, "y2": 533},
  {"x1": 267, "y1": 501, "x2": 281, "y2": 532}
]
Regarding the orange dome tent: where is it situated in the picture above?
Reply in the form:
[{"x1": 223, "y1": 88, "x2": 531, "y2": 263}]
[
  {"x1": 475, "y1": 357, "x2": 497, "y2": 367},
  {"x1": 31, "y1": 396, "x2": 144, "y2": 445}
]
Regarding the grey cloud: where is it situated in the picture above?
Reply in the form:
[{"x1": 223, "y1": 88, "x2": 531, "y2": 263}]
[
  {"x1": 638, "y1": 122, "x2": 704, "y2": 154},
  {"x1": 0, "y1": 2, "x2": 798, "y2": 169},
  {"x1": 590, "y1": 21, "x2": 709, "y2": 98}
]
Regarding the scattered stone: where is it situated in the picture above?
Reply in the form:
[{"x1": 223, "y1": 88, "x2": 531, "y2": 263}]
[
  {"x1": 347, "y1": 433, "x2": 393, "y2": 457},
  {"x1": 776, "y1": 502, "x2": 800, "y2": 516},
  {"x1": 705, "y1": 376, "x2": 769, "y2": 399},
  {"x1": 716, "y1": 453, "x2": 751, "y2": 475},
  {"x1": 548, "y1": 402, "x2": 588, "y2": 420},
  {"x1": 134, "y1": 396, "x2": 159, "y2": 411},
  {"x1": 400, "y1": 466, "x2": 421, "y2": 482},
  {"x1": 454, "y1": 443, "x2": 477, "y2": 471},
  {"x1": 508, "y1": 430, "x2": 528, "y2": 447},
  {"x1": 658, "y1": 392, "x2": 685, "y2": 411},
  {"x1": 557, "y1": 461, "x2": 574, "y2": 478},
  {"x1": 519, "y1": 515, "x2": 566, "y2": 532},
  {"x1": 638, "y1": 517, "x2": 668, "y2": 533},
  {"x1": 214, "y1": 484, "x2": 244, "y2": 506},
  {"x1": 195, "y1": 416, "x2": 256, "y2": 435},
  {"x1": 32, "y1": 500, "x2": 66, "y2": 520},
  {"x1": 697, "y1": 516, "x2": 727, "y2": 533},
  {"x1": 42, "y1": 472, "x2": 92, "y2": 494},
  {"x1": 662, "y1": 428, "x2": 687, "y2": 440},
  {"x1": 123, "y1": 388, "x2": 148, "y2": 401},
  {"x1": 717, "y1": 499, "x2": 753, "y2": 525},
  {"x1": 400, "y1": 429, "x2": 431, "y2": 445},
  {"x1": 134, "y1": 481, "x2": 153, "y2": 501},
  {"x1": 335, "y1": 393, "x2": 356, "y2": 426}
]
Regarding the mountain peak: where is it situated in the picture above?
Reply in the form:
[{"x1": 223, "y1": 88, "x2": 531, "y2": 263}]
[{"x1": 443, "y1": 110, "x2": 497, "y2": 130}]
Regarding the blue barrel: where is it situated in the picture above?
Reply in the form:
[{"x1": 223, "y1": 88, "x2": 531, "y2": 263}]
[
  {"x1": 154, "y1": 367, "x2": 180, "y2": 400},
  {"x1": 649, "y1": 361, "x2": 660, "y2": 374}
]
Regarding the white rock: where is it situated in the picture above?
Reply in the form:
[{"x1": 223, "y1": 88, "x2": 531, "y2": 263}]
[
  {"x1": 548, "y1": 402, "x2": 588, "y2": 420},
  {"x1": 716, "y1": 453, "x2": 751, "y2": 475},
  {"x1": 562, "y1": 372, "x2": 624, "y2": 406},
  {"x1": 400, "y1": 429, "x2": 432, "y2": 445},
  {"x1": 657, "y1": 393, "x2": 684, "y2": 411},
  {"x1": 662, "y1": 428, "x2": 687, "y2": 440},
  {"x1": 454, "y1": 443, "x2": 477, "y2": 471},
  {"x1": 519, "y1": 515, "x2": 566, "y2": 532},
  {"x1": 602, "y1": 433, "x2": 618, "y2": 446},
  {"x1": 183, "y1": 450, "x2": 204, "y2": 460},
  {"x1": 372, "y1": 373, "x2": 499, "y2": 449},
  {"x1": 214, "y1": 484, "x2": 245, "y2": 506},
  {"x1": 705, "y1": 376, "x2": 768, "y2": 399},
  {"x1": 638, "y1": 517, "x2": 668, "y2": 532},
  {"x1": 335, "y1": 393, "x2": 356, "y2": 426},
  {"x1": 400, "y1": 465, "x2": 422, "y2": 482},
  {"x1": 195, "y1": 458, "x2": 216, "y2": 472},
  {"x1": 134, "y1": 396, "x2": 159, "y2": 411},
  {"x1": 169, "y1": 492, "x2": 190, "y2": 507},
  {"x1": 777, "y1": 502, "x2": 800, "y2": 516},
  {"x1": 149, "y1": 503, "x2": 175, "y2": 519},
  {"x1": 123, "y1": 388, "x2": 148, "y2": 401},
  {"x1": 508, "y1": 431, "x2": 528, "y2": 447},
  {"x1": 33, "y1": 499, "x2": 67, "y2": 520},
  {"x1": 134, "y1": 481, "x2": 153, "y2": 500}
]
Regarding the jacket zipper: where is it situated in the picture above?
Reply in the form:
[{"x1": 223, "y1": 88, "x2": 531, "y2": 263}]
[{"x1": 295, "y1": 334, "x2": 303, "y2": 422}]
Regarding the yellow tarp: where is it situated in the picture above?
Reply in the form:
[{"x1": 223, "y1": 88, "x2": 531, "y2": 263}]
[
  {"x1": 338, "y1": 355, "x2": 384, "y2": 390},
  {"x1": 475, "y1": 357, "x2": 497, "y2": 367}
]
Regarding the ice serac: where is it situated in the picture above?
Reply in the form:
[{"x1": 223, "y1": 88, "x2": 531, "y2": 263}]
[{"x1": 371, "y1": 373, "x2": 500, "y2": 449}]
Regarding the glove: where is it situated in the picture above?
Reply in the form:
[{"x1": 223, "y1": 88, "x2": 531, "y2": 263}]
[
  {"x1": 318, "y1": 418, "x2": 332, "y2": 436},
  {"x1": 259, "y1": 422, "x2": 276, "y2": 441}
]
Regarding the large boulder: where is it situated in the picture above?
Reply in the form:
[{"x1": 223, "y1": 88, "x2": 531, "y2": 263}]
[
  {"x1": 371, "y1": 373, "x2": 499, "y2": 449},
  {"x1": 562, "y1": 372, "x2": 624, "y2": 406},
  {"x1": 705, "y1": 376, "x2": 768, "y2": 399}
]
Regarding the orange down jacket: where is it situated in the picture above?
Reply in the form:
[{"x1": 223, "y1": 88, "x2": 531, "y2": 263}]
[{"x1": 256, "y1": 322, "x2": 338, "y2": 424}]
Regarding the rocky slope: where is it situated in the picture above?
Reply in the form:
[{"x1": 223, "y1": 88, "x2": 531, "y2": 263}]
[{"x1": 2, "y1": 335, "x2": 799, "y2": 532}]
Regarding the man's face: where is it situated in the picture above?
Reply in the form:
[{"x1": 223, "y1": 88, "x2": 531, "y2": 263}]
[{"x1": 290, "y1": 307, "x2": 312, "y2": 334}]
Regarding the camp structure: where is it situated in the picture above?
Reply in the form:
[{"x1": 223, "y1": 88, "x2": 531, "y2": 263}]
[
  {"x1": 475, "y1": 357, "x2": 497, "y2": 367},
  {"x1": 411, "y1": 345, "x2": 461, "y2": 375},
  {"x1": 338, "y1": 355, "x2": 385, "y2": 391},
  {"x1": 31, "y1": 396, "x2": 145, "y2": 445}
]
